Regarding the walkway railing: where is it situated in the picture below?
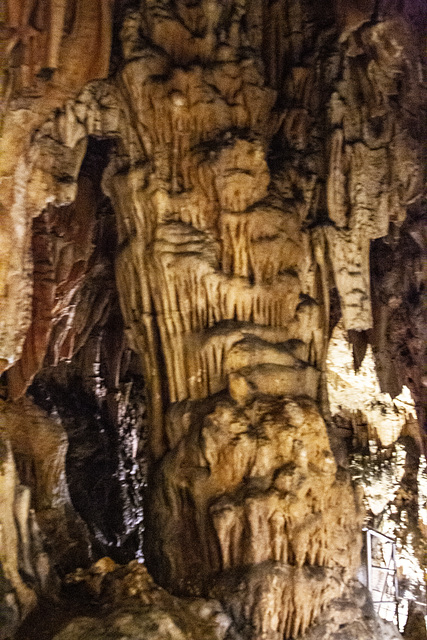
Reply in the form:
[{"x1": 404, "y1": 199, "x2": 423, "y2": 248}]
[{"x1": 364, "y1": 527, "x2": 400, "y2": 627}]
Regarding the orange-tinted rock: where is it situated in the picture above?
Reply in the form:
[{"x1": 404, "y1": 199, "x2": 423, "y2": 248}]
[{"x1": 0, "y1": 1, "x2": 425, "y2": 638}]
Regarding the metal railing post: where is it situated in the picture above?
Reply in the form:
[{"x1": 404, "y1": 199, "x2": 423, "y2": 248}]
[
  {"x1": 392, "y1": 542, "x2": 399, "y2": 629},
  {"x1": 366, "y1": 528, "x2": 372, "y2": 593}
]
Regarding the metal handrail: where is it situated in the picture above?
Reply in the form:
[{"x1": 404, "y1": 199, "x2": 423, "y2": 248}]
[
  {"x1": 363, "y1": 526, "x2": 396, "y2": 543},
  {"x1": 364, "y1": 527, "x2": 400, "y2": 627},
  {"x1": 364, "y1": 527, "x2": 427, "y2": 632}
]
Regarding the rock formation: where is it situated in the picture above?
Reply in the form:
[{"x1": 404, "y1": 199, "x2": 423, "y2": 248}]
[{"x1": 0, "y1": 1, "x2": 425, "y2": 639}]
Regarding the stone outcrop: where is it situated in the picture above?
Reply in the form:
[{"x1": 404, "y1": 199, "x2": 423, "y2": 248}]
[
  {"x1": 57, "y1": 558, "x2": 238, "y2": 640},
  {"x1": 1, "y1": 397, "x2": 90, "y2": 566},
  {"x1": 0, "y1": 0, "x2": 113, "y2": 376},
  {"x1": 0, "y1": 1, "x2": 425, "y2": 638},
  {"x1": 148, "y1": 395, "x2": 362, "y2": 589},
  {"x1": 27, "y1": 559, "x2": 402, "y2": 640},
  {"x1": 0, "y1": 429, "x2": 38, "y2": 639}
]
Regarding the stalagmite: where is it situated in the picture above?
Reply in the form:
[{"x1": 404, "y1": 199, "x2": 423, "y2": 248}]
[{"x1": 14, "y1": 485, "x2": 33, "y2": 579}]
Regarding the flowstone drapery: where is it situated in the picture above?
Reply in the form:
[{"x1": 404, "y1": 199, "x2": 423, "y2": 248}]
[{"x1": 2, "y1": 1, "x2": 424, "y2": 638}]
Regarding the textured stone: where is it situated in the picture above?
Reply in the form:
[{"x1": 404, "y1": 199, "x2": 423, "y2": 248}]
[
  {"x1": 0, "y1": 430, "x2": 37, "y2": 639},
  {"x1": 0, "y1": 1, "x2": 425, "y2": 638},
  {"x1": 55, "y1": 559, "x2": 238, "y2": 640},
  {"x1": 0, "y1": 397, "x2": 91, "y2": 575},
  {"x1": 0, "y1": 0, "x2": 112, "y2": 375}
]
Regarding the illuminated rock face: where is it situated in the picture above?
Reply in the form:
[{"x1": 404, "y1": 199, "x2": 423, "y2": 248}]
[
  {"x1": 0, "y1": 1, "x2": 425, "y2": 638},
  {"x1": 147, "y1": 395, "x2": 362, "y2": 637},
  {"x1": 94, "y1": 6, "x2": 361, "y2": 635},
  {"x1": 0, "y1": 0, "x2": 113, "y2": 376}
]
